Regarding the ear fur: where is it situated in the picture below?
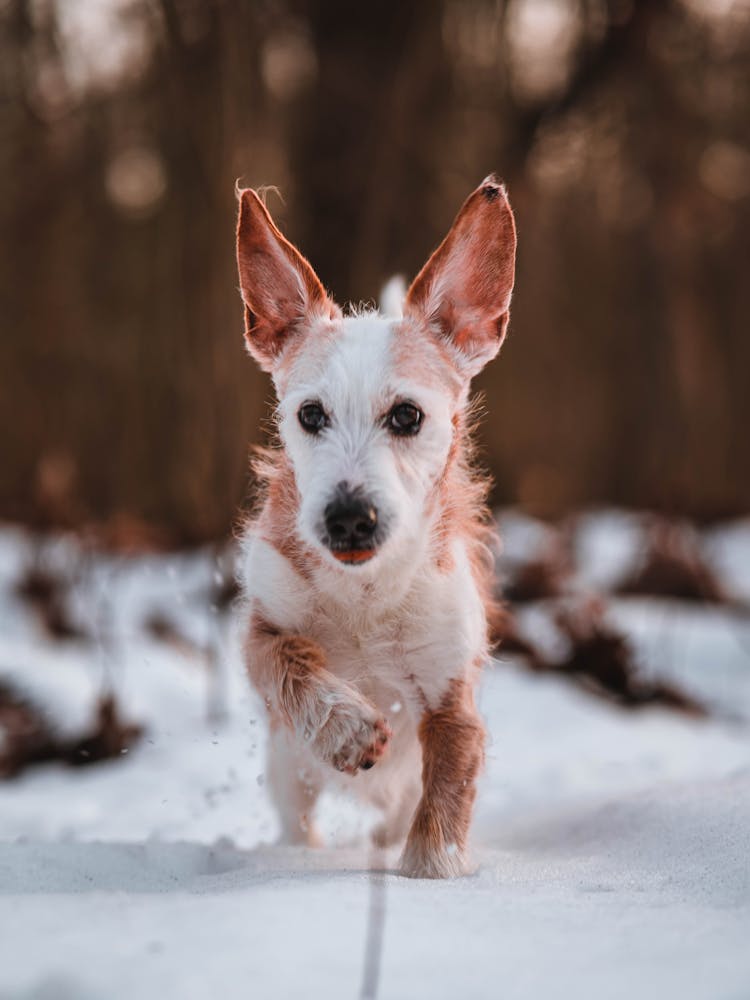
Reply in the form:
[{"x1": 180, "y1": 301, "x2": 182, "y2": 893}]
[
  {"x1": 236, "y1": 188, "x2": 337, "y2": 371},
  {"x1": 404, "y1": 175, "x2": 517, "y2": 376}
]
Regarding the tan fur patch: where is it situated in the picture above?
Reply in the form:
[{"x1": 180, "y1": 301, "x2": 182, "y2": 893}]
[
  {"x1": 428, "y1": 405, "x2": 500, "y2": 642},
  {"x1": 401, "y1": 678, "x2": 485, "y2": 878},
  {"x1": 246, "y1": 447, "x2": 322, "y2": 582},
  {"x1": 391, "y1": 317, "x2": 464, "y2": 399}
]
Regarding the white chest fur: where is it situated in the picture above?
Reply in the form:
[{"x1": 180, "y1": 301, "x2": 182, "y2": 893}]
[{"x1": 241, "y1": 531, "x2": 486, "y2": 716}]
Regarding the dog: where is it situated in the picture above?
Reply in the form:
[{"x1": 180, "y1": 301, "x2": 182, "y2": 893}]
[{"x1": 235, "y1": 176, "x2": 517, "y2": 878}]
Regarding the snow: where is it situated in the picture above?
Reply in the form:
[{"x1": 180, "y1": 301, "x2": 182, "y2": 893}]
[{"x1": 0, "y1": 517, "x2": 749, "y2": 999}]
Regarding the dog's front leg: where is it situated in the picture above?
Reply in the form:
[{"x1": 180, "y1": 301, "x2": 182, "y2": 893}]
[
  {"x1": 400, "y1": 677, "x2": 485, "y2": 879},
  {"x1": 246, "y1": 619, "x2": 391, "y2": 775}
]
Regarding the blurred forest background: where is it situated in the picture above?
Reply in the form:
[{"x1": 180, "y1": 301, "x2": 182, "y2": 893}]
[{"x1": 2, "y1": 0, "x2": 749, "y2": 546}]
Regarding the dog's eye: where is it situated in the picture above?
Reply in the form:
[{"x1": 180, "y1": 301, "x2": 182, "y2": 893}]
[
  {"x1": 387, "y1": 402, "x2": 423, "y2": 436},
  {"x1": 298, "y1": 402, "x2": 328, "y2": 434}
]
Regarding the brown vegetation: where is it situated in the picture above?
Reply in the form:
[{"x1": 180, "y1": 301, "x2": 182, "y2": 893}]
[{"x1": 0, "y1": 686, "x2": 142, "y2": 780}]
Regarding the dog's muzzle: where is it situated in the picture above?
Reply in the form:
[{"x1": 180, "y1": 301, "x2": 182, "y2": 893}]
[{"x1": 322, "y1": 483, "x2": 382, "y2": 565}]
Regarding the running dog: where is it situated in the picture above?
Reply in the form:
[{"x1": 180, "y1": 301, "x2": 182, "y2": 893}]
[{"x1": 236, "y1": 176, "x2": 517, "y2": 878}]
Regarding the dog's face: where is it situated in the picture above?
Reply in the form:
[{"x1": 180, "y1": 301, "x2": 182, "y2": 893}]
[
  {"x1": 236, "y1": 177, "x2": 516, "y2": 570},
  {"x1": 274, "y1": 313, "x2": 461, "y2": 565}
]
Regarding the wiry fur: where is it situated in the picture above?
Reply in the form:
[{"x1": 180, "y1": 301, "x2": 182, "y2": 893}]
[{"x1": 235, "y1": 176, "x2": 516, "y2": 877}]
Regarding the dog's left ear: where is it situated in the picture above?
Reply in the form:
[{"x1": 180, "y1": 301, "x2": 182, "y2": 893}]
[
  {"x1": 236, "y1": 188, "x2": 337, "y2": 371},
  {"x1": 404, "y1": 175, "x2": 517, "y2": 377}
]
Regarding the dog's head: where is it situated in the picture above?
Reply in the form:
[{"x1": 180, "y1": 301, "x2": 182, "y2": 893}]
[{"x1": 236, "y1": 177, "x2": 516, "y2": 570}]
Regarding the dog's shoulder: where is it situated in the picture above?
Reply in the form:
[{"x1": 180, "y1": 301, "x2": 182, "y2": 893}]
[
  {"x1": 406, "y1": 540, "x2": 487, "y2": 651},
  {"x1": 239, "y1": 528, "x2": 316, "y2": 630}
]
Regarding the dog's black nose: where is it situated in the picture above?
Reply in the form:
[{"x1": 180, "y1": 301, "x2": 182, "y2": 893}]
[{"x1": 324, "y1": 484, "x2": 378, "y2": 548}]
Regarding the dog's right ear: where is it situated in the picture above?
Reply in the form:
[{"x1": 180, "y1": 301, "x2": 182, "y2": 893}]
[
  {"x1": 403, "y1": 175, "x2": 516, "y2": 378},
  {"x1": 236, "y1": 188, "x2": 337, "y2": 371}
]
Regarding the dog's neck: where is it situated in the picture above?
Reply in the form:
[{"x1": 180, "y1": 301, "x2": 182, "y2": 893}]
[{"x1": 309, "y1": 519, "x2": 433, "y2": 614}]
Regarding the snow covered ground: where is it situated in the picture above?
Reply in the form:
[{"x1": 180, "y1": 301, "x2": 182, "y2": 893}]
[{"x1": 0, "y1": 514, "x2": 749, "y2": 1000}]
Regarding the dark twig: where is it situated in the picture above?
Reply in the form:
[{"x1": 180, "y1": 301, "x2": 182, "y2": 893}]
[{"x1": 360, "y1": 845, "x2": 388, "y2": 1000}]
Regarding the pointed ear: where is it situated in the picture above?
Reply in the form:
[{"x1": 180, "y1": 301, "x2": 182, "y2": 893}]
[
  {"x1": 404, "y1": 175, "x2": 517, "y2": 377},
  {"x1": 236, "y1": 188, "x2": 337, "y2": 371}
]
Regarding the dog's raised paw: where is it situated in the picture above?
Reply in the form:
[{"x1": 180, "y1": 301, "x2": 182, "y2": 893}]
[
  {"x1": 314, "y1": 703, "x2": 391, "y2": 775},
  {"x1": 358, "y1": 717, "x2": 392, "y2": 771}
]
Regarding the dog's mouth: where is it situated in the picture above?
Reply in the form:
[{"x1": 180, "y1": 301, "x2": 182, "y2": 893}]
[{"x1": 331, "y1": 548, "x2": 377, "y2": 566}]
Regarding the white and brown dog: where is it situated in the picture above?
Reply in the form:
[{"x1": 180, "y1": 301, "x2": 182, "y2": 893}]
[{"x1": 236, "y1": 176, "x2": 517, "y2": 878}]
